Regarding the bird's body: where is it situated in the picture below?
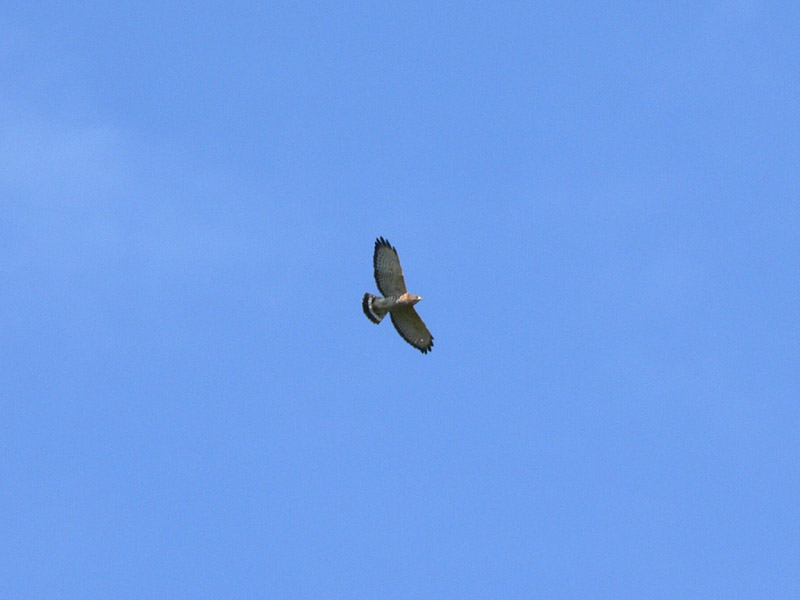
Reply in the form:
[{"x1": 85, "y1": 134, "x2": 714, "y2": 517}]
[
  {"x1": 363, "y1": 237, "x2": 433, "y2": 354},
  {"x1": 363, "y1": 292, "x2": 420, "y2": 319}
]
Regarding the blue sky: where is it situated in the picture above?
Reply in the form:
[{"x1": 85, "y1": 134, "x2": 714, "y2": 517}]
[{"x1": 2, "y1": 2, "x2": 799, "y2": 598}]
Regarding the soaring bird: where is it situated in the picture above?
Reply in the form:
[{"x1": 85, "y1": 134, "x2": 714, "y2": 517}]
[{"x1": 362, "y1": 237, "x2": 434, "y2": 354}]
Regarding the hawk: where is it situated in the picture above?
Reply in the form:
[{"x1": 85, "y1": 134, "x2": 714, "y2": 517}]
[{"x1": 362, "y1": 236, "x2": 434, "y2": 354}]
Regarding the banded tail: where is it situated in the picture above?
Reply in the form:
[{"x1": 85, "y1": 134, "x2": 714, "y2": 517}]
[{"x1": 362, "y1": 293, "x2": 387, "y2": 324}]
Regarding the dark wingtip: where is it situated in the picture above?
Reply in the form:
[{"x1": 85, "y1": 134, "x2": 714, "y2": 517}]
[
  {"x1": 373, "y1": 236, "x2": 397, "y2": 275},
  {"x1": 414, "y1": 335, "x2": 434, "y2": 354},
  {"x1": 375, "y1": 236, "x2": 395, "y2": 252}
]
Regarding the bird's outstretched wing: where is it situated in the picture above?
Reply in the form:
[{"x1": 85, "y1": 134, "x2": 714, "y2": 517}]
[
  {"x1": 390, "y1": 306, "x2": 434, "y2": 354},
  {"x1": 373, "y1": 237, "x2": 407, "y2": 297}
]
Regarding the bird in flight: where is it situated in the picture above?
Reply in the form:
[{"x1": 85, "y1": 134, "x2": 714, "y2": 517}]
[{"x1": 362, "y1": 237, "x2": 434, "y2": 354}]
